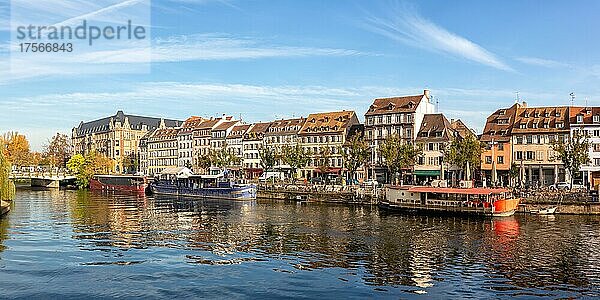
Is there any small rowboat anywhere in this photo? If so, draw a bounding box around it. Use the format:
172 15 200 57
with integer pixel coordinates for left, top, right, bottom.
0 200 10 216
530 206 557 215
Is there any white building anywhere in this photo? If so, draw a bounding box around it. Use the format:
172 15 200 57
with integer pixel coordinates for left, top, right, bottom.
570 106 600 188
177 116 204 169
243 122 271 179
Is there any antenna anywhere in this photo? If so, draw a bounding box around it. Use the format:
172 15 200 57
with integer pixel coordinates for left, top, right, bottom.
435 96 440 113
585 97 589 108
515 91 520 103
570 92 575 107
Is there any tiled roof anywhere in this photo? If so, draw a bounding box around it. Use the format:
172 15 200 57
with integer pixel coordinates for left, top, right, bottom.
213 121 238 131
178 116 205 135
227 124 251 139
265 118 305 136
149 128 180 140
416 114 452 142
74 111 183 137
570 106 600 125
511 106 569 134
450 119 474 139
299 111 358 135
197 118 221 130
245 122 272 141
365 95 425 116
480 103 519 142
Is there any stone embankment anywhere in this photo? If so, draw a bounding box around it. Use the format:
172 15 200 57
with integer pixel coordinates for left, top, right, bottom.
257 185 379 205
520 190 600 215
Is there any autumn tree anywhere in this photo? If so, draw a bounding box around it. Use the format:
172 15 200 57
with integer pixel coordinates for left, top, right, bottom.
341 134 370 184
280 144 311 182
446 134 483 181
67 151 114 189
379 134 423 184
43 133 72 168
122 152 139 174
0 140 16 201
553 131 590 189
1 132 32 167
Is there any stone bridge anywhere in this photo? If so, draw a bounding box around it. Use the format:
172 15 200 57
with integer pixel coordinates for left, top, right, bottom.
10 172 77 188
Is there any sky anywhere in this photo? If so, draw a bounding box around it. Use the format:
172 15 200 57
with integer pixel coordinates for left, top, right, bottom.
1 0 600 151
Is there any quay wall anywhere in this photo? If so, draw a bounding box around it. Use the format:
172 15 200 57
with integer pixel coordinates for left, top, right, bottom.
257 189 378 205
519 201 600 215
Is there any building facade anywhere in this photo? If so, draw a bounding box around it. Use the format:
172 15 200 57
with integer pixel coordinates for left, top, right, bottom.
298 110 360 180
364 90 435 182
570 106 600 188
243 122 272 179
177 116 204 169
147 128 180 176
72 111 182 173
264 118 306 176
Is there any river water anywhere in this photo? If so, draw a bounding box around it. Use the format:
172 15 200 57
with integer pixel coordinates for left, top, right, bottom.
1 189 599 299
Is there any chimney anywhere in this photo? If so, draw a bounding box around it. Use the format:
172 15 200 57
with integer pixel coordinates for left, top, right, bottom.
522 101 527 108
424 89 431 100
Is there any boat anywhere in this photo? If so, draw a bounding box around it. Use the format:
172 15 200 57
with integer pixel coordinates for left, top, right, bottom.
150 167 256 201
380 186 520 217
90 175 148 194
0 200 9 216
530 206 557 215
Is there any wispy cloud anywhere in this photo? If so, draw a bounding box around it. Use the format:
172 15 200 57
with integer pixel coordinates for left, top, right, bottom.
363 3 513 71
516 56 570 68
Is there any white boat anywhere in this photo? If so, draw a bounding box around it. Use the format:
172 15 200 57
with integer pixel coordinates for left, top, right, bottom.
530 206 557 215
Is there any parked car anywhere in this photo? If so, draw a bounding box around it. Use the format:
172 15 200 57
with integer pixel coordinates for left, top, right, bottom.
362 179 379 186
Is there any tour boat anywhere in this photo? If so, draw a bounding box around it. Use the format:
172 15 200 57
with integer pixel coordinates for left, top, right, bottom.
90 175 148 194
380 186 520 217
150 167 256 201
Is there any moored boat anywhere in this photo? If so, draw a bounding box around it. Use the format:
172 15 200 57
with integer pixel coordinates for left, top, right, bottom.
1 200 10 216
90 175 148 194
380 186 520 217
150 167 256 201
530 206 557 215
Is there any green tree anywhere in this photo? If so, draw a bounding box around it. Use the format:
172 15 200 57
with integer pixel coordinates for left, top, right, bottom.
316 146 332 175
0 140 16 201
67 152 114 189
122 152 139 174
281 144 311 183
197 151 216 173
43 133 72 168
341 134 370 184
553 131 590 189
508 163 520 187
379 134 423 184
446 135 483 181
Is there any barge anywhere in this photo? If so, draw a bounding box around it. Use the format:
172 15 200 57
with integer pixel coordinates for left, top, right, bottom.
380 186 520 217
90 175 148 194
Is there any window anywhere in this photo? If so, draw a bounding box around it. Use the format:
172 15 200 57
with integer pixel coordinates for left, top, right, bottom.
532 123 538 129
556 122 564 128
516 136 523 144
515 151 523 160
595 158 600 166
577 115 583 123
526 151 535 160
595 115 600 123
386 115 392 124
498 143 504 150
536 151 544 161
428 143 435 151
594 130 600 137
497 156 504 164
593 144 600 152
485 156 492 164
519 123 527 129
526 135 532 144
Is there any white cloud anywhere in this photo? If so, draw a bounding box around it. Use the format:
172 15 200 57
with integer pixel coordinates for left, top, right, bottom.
363 4 513 71
516 57 569 68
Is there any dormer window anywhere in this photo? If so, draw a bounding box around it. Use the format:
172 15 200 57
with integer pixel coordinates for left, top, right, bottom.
544 112 549 117
555 112 561 117
519 123 527 129
534 112 540 118
532 123 538 129
556 122 564 128
577 115 584 123
499 110 506 116
594 115 600 123
524 112 529 118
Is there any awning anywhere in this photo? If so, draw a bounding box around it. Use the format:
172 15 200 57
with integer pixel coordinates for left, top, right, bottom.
413 170 441 177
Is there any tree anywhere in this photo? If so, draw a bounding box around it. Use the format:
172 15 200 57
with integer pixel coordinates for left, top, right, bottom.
0 140 16 201
43 133 72 168
67 152 114 189
1 132 32 167
379 134 423 184
341 134 370 184
316 146 332 175
446 135 483 181
508 163 520 187
197 151 216 173
553 131 590 189
122 152 139 174
281 144 311 183
259 145 277 174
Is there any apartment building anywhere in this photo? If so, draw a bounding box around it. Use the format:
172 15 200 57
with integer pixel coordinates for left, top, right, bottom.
480 103 519 186
211 120 240 149
364 90 435 182
243 122 271 178
147 127 180 176
191 117 229 171
177 116 204 169
264 118 306 175
226 124 251 176
570 106 600 188
298 110 360 179
72 111 182 173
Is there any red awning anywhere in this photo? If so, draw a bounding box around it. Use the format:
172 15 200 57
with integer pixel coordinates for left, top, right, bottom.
407 186 510 195
314 168 343 174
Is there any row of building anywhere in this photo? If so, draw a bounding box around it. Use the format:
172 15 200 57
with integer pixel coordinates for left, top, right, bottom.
71 89 600 187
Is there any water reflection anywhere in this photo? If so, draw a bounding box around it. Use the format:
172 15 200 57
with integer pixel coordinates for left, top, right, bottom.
2 190 600 298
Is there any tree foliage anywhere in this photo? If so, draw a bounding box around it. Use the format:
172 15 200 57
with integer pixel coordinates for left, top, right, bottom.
379 134 423 184
316 146 332 175
122 152 139 174
67 152 114 189
446 135 482 180
1 132 32 167
341 134 370 182
196 145 241 172
0 140 16 201
43 133 72 168
553 131 590 188
258 145 278 172
281 144 311 182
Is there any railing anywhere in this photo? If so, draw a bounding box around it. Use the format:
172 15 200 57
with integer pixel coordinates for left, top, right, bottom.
9 171 75 179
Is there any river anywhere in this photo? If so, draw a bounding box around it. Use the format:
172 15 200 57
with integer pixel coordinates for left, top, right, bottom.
0 189 599 299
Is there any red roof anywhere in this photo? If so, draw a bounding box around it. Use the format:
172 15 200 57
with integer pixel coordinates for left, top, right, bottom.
407 186 510 195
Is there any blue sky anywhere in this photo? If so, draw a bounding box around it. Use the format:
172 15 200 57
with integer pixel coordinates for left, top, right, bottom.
1 0 600 150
